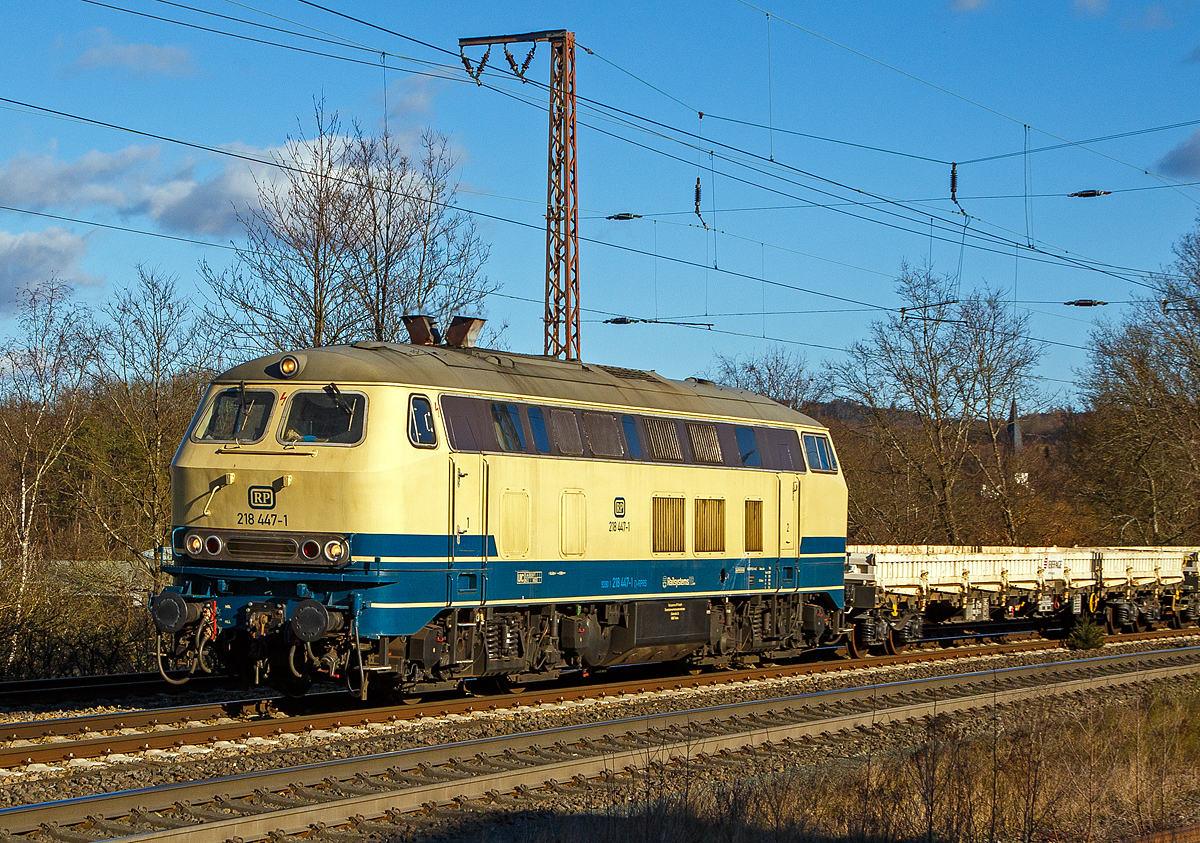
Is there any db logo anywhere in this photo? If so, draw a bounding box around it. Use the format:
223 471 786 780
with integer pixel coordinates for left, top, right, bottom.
248 486 276 510
613 497 626 518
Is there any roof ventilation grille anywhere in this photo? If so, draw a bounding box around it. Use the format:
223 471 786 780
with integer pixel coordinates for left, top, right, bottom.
599 364 659 382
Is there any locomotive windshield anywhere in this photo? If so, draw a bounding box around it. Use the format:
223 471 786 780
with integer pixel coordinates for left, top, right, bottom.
280 388 366 445
194 387 276 444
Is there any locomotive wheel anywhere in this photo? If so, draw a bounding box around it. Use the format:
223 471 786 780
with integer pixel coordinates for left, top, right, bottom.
269 649 313 698
370 677 422 706
844 625 864 660
480 674 526 695
883 628 908 656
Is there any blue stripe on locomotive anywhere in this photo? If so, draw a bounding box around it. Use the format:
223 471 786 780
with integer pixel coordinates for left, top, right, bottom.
163 532 846 638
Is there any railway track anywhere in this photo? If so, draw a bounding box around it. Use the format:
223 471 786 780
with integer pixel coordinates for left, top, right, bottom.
0 673 230 708
2 628 1194 769
3 644 1198 843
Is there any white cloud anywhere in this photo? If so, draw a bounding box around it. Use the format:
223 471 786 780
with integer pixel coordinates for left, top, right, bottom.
383 75 443 120
0 146 159 211
71 28 195 78
0 145 269 237
1074 0 1108 16
139 161 261 235
0 229 102 308
1156 129 1200 177
1124 4 1173 29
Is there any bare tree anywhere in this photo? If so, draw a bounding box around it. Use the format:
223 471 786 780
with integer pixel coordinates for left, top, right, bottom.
75 266 219 582
203 100 358 353
1076 215 1200 543
204 102 494 353
343 127 495 342
710 345 823 410
0 281 97 665
829 264 1040 543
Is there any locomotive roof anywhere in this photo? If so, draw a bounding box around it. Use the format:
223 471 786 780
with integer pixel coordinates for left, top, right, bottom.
217 342 824 429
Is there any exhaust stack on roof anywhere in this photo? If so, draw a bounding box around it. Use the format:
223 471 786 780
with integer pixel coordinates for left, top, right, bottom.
402 315 442 346
444 316 486 348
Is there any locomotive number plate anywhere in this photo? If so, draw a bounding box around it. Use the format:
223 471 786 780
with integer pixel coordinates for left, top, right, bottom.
237 512 289 526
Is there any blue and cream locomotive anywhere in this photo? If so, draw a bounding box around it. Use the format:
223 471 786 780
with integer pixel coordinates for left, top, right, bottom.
151 319 849 697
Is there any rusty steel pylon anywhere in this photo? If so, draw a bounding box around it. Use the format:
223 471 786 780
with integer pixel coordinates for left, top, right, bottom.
459 30 579 360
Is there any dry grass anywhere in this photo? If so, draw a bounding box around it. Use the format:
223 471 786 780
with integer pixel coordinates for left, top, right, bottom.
462 680 1200 843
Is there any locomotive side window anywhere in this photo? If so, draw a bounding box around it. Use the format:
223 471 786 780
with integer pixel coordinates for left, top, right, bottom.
687 422 723 464
735 426 761 467
652 495 686 553
280 388 366 445
551 409 584 456
408 395 437 448
528 407 552 453
622 415 643 459
761 428 806 472
744 500 764 552
803 433 838 472
194 388 276 444
583 412 624 457
644 417 683 461
694 498 726 553
490 403 527 451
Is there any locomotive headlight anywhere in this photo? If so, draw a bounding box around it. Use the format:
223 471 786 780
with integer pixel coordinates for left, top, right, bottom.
323 540 345 562
205 535 223 555
185 533 203 555
279 354 300 377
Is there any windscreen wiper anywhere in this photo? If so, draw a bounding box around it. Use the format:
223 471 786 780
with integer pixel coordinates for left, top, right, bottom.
325 382 353 416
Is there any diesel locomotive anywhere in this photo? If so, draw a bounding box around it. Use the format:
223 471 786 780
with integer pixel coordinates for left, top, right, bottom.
151 318 849 698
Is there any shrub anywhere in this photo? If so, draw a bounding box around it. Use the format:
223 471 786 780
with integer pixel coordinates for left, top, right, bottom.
1067 616 1106 650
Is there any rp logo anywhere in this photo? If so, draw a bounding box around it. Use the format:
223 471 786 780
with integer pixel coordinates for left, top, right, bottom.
614 497 626 518
248 486 275 510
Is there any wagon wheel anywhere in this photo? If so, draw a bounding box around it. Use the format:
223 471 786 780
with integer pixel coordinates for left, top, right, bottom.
1105 606 1118 635
1137 614 1153 633
844 625 865 660
481 674 526 695
367 676 422 706
883 627 908 656
1170 612 1184 630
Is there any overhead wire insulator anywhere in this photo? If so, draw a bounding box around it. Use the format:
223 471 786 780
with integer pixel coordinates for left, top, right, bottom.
460 46 490 85
1064 299 1108 307
503 43 537 82
694 177 708 229
949 162 967 217
1068 190 1111 198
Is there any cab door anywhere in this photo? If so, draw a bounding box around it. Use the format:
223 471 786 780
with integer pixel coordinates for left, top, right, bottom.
778 473 800 590
449 454 488 605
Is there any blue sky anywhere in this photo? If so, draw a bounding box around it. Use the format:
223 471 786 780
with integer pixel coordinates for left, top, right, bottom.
2 0 1199 400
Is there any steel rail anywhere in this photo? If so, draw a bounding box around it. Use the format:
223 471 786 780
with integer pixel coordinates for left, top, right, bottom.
2 628 1194 768
3 646 1198 842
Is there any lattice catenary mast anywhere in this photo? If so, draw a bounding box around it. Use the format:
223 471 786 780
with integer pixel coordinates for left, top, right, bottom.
459 30 579 360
